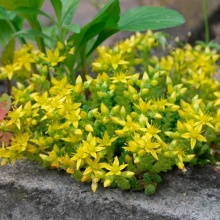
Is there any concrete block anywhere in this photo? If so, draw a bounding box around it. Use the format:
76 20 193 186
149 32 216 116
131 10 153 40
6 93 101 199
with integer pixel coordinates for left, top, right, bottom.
0 160 219 220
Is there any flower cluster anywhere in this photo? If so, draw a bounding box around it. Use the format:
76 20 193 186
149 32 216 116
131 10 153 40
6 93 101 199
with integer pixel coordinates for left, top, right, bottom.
0 42 73 81
0 31 219 194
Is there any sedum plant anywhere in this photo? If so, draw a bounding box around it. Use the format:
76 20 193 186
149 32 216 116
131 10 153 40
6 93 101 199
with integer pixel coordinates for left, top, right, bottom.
0 31 220 195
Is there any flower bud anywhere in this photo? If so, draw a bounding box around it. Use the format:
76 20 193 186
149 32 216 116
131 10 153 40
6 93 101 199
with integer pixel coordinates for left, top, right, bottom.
120 106 126 117
85 124 94 132
80 111 87 119
101 103 109 115
132 94 139 100
151 80 158 86
177 161 184 170
111 105 120 114
123 171 134 178
104 178 113 187
81 175 89 182
102 117 109 124
76 75 82 85
141 88 149 95
66 167 74 175
91 182 98 192
169 104 180 111
75 129 82 135
125 155 133 163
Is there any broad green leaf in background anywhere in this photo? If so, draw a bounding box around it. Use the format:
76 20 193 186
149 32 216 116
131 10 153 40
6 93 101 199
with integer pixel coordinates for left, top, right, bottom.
0 38 15 65
13 29 55 43
86 4 185 57
0 0 44 11
49 0 80 42
0 20 14 48
14 7 55 23
61 0 80 25
62 24 80 33
118 6 185 31
66 0 120 73
50 0 62 24
68 0 120 49
42 26 59 48
0 6 23 48
0 6 14 20
0 0 46 52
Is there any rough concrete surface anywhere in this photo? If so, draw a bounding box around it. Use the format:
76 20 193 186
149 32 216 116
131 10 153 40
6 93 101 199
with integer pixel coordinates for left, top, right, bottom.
0 160 219 220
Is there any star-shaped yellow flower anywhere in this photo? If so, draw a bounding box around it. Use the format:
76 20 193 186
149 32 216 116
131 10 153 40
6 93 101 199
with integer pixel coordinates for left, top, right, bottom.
43 48 66 66
105 156 127 176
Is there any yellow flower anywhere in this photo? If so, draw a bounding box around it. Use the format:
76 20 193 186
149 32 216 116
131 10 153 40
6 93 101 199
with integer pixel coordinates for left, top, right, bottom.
7 106 25 129
62 130 82 143
152 98 167 111
105 156 127 176
214 92 220 106
82 133 105 158
83 155 107 177
140 139 161 160
93 52 129 71
15 50 35 72
97 131 118 147
0 63 21 80
111 115 145 136
110 71 132 84
194 109 214 130
212 109 220 131
65 108 81 128
134 98 152 113
43 48 66 66
145 122 162 142
181 124 207 149
9 132 29 153
71 146 88 170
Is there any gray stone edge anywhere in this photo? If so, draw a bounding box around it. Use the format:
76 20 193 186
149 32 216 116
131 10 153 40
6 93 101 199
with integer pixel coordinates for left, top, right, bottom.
0 160 219 220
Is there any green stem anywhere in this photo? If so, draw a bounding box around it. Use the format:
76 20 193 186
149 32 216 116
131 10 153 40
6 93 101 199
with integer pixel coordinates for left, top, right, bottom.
28 16 46 53
6 19 26 45
202 0 209 43
7 79 11 95
80 44 87 81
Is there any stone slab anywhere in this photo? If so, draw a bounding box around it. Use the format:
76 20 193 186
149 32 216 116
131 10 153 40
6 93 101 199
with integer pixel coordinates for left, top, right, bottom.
0 160 219 220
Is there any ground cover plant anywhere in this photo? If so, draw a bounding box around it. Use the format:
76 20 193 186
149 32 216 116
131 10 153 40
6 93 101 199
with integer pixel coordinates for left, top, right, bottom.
0 0 219 195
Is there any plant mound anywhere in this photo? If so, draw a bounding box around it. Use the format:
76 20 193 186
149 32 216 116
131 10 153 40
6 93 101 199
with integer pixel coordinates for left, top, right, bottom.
0 31 220 195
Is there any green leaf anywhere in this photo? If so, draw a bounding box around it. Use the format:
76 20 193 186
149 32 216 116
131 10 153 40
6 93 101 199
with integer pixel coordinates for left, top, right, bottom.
62 23 80 33
0 20 14 48
0 0 44 10
50 0 62 24
0 6 23 30
68 0 120 49
118 6 185 31
61 0 80 25
0 7 24 47
14 6 54 23
0 6 23 25
87 28 118 57
42 25 58 48
12 29 55 42
0 38 15 65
